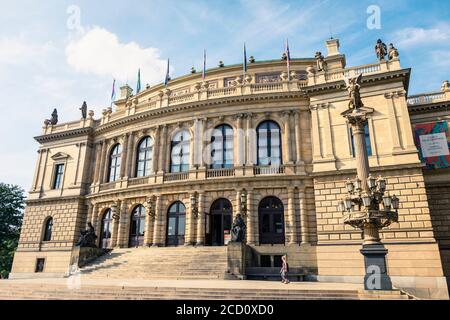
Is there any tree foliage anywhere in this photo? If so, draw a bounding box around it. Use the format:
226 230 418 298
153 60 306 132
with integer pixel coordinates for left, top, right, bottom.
0 183 25 278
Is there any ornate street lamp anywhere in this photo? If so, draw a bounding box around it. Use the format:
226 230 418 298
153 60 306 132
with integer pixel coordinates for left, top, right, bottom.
146 195 156 221
111 202 120 220
190 192 199 219
341 73 400 291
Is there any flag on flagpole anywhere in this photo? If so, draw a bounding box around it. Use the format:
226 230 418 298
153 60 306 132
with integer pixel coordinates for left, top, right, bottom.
164 59 170 87
285 39 291 80
110 79 116 105
136 69 141 94
202 49 207 81
243 43 247 76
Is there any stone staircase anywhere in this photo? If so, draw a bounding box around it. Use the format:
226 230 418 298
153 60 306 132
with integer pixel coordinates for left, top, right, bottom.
79 246 231 280
0 279 413 300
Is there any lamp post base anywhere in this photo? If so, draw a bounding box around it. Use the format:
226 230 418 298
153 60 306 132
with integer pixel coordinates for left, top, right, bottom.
360 244 392 290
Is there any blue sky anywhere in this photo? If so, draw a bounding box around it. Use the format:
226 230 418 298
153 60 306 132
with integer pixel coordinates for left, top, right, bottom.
0 0 449 190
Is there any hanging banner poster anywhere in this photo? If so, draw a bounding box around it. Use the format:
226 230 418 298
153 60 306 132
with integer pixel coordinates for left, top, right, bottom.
414 121 450 169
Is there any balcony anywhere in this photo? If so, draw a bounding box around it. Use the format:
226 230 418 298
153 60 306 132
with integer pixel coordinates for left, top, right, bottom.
206 168 236 179
92 164 301 195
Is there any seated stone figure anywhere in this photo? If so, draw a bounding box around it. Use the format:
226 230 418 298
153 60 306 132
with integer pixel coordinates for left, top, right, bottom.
76 222 98 248
231 214 246 243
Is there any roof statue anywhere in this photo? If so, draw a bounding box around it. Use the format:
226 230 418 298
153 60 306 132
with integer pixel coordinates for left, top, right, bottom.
388 43 399 60
315 51 327 72
375 39 388 61
80 101 87 120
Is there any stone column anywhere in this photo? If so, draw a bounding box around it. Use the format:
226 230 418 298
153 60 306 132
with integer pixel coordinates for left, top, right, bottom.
152 127 160 174
160 125 168 173
86 203 94 229
286 187 298 245
92 142 102 185
294 111 303 164
110 201 120 248
299 188 309 244
246 113 256 165
236 114 244 166
186 192 197 245
196 192 205 245
282 111 293 164
126 131 135 178
235 190 241 217
120 133 129 179
152 195 163 246
189 123 196 170
384 93 403 152
310 106 322 159
117 200 129 248
200 119 208 168
246 189 255 245
144 198 155 246
97 141 108 184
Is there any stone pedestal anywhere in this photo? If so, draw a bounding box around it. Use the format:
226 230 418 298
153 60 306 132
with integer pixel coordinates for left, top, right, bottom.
227 242 247 279
360 244 392 290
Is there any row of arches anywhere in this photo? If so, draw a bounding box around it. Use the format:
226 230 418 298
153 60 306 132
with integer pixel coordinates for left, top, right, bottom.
98 196 285 248
106 121 283 182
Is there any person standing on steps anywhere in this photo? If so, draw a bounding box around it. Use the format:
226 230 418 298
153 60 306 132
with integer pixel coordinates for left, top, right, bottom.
280 255 290 284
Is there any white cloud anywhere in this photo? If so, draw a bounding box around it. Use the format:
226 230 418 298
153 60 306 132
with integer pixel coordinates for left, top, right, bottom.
0 36 55 65
65 27 168 86
393 23 450 48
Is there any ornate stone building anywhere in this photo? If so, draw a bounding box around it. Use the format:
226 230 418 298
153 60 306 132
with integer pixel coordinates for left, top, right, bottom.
10 38 450 299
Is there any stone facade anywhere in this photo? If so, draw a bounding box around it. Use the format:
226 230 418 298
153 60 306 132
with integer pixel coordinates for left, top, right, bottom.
10 39 450 299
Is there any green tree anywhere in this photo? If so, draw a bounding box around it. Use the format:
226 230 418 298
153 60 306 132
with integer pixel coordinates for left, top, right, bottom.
0 183 25 279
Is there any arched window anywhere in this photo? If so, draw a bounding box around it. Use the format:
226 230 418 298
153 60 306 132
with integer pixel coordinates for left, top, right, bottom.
166 202 186 246
257 121 282 166
129 205 146 247
211 125 234 169
136 137 153 177
170 130 190 173
258 196 285 244
43 217 53 242
108 144 122 182
100 209 113 248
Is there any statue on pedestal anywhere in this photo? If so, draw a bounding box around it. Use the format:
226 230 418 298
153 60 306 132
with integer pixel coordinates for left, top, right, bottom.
315 52 326 72
80 101 87 119
375 39 388 61
388 43 399 60
48 108 58 125
344 74 364 110
231 214 246 243
441 80 450 92
76 222 98 248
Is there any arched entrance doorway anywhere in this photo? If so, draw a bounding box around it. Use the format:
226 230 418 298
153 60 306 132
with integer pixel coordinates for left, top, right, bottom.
100 209 113 249
258 197 285 244
129 205 146 248
166 202 186 246
208 198 233 246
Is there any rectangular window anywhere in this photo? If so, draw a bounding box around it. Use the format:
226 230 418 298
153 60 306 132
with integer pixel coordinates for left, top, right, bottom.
350 124 373 157
52 164 64 189
35 258 45 273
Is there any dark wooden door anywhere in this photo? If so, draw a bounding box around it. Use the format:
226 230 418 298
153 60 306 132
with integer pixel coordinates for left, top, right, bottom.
166 202 186 246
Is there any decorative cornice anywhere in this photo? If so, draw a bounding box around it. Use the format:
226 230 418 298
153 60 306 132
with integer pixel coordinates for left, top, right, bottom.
303 68 411 96
95 91 305 135
408 100 450 115
34 127 93 144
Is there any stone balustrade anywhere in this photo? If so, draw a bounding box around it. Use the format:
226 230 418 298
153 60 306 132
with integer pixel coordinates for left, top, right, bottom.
407 92 448 106
308 59 401 86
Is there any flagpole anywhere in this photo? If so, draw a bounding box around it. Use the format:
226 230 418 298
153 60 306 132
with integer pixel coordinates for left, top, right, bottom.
243 42 247 79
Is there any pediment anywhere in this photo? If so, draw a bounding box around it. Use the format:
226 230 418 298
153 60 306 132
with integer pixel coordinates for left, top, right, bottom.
51 152 71 160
